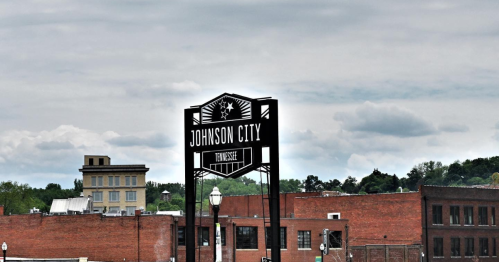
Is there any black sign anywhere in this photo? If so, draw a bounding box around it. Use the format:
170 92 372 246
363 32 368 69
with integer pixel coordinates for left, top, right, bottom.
186 93 275 178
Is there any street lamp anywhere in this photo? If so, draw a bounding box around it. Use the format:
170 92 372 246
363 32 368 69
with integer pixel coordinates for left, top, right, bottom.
2 242 7 262
421 252 424 262
209 187 222 262
349 253 353 262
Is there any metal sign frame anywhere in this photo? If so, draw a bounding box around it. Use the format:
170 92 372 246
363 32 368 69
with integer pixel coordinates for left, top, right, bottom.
184 93 280 262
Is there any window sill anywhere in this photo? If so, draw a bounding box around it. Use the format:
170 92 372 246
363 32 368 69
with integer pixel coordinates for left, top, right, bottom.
432 256 444 259
450 224 461 226
109 201 120 203
432 224 444 226
464 225 474 226
126 200 137 202
451 256 461 258
478 225 489 226
266 249 287 251
236 249 259 251
298 248 312 251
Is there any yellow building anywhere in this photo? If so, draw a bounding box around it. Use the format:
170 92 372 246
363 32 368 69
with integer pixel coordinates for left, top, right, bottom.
79 155 149 215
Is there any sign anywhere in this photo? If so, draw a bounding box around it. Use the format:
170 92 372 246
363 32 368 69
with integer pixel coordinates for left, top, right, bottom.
216 223 222 262
315 256 322 262
322 228 329 255
187 93 276 178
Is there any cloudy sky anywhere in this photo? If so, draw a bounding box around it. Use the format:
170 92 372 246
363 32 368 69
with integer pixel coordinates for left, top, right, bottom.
1 0 499 189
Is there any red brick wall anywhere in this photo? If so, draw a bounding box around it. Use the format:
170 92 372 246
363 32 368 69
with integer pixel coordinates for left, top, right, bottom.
0 213 174 262
215 192 321 218
294 193 422 246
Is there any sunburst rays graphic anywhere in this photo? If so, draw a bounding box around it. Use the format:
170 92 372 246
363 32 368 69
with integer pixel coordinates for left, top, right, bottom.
201 95 251 124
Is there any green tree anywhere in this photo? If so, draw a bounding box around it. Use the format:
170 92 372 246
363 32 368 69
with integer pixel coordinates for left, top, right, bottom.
0 181 36 214
324 179 342 191
341 176 358 193
279 179 302 193
73 179 83 193
303 175 324 192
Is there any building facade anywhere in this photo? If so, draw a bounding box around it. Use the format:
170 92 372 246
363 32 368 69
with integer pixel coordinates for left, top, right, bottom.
421 186 499 262
80 155 148 215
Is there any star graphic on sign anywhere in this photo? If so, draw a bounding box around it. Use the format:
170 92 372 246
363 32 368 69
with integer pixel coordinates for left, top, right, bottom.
227 102 234 112
219 100 226 109
221 111 228 119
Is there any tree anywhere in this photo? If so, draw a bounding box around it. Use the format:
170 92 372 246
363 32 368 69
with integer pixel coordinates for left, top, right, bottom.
341 176 358 193
73 179 83 193
324 179 342 191
492 172 499 186
280 179 302 193
406 168 423 191
303 175 324 192
0 181 36 215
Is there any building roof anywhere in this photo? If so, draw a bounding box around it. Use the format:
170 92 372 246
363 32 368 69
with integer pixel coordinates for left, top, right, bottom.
162 190 170 194
79 164 149 173
50 197 90 214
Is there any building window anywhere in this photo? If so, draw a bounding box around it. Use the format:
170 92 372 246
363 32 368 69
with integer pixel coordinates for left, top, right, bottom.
126 206 136 216
433 205 443 225
109 191 120 202
108 176 113 186
265 227 287 249
99 158 104 165
451 238 460 257
115 176 120 186
89 158 94 165
93 207 103 213
221 227 226 246
126 176 130 186
198 227 210 246
327 213 340 219
109 206 120 213
91 176 96 187
178 227 185 246
132 176 137 186
464 206 473 225
479 238 489 256
450 206 460 225
493 238 497 256
492 207 496 226
126 191 137 201
479 207 488 225
465 238 474 256
329 231 342 248
298 231 311 249
98 176 103 187
92 192 103 202
434 238 443 257
236 226 258 249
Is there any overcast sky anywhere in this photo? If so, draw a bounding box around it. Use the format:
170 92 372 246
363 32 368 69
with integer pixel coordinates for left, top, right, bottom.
1 0 499 189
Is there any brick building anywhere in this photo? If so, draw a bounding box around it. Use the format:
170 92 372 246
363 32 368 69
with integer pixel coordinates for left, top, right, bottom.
0 211 349 262
421 186 499 262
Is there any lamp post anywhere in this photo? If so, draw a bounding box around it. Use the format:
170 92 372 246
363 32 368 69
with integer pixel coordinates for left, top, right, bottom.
2 242 7 262
349 253 353 262
421 252 424 262
209 187 222 262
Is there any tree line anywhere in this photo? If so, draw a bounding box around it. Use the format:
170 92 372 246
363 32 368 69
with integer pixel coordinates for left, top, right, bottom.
1 156 498 214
